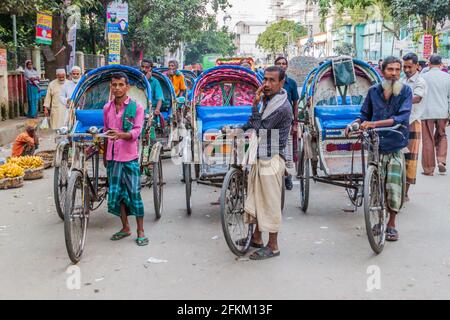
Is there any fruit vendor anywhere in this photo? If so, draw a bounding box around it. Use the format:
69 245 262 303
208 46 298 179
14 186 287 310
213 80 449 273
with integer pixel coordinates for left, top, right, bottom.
11 125 39 158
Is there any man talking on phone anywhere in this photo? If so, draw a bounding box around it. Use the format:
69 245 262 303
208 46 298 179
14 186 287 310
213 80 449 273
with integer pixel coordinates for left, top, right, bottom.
103 72 148 246
239 66 293 260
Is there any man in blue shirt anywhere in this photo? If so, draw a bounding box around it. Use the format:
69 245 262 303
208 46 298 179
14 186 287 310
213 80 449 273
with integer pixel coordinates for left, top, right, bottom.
140 59 164 115
346 56 412 242
275 56 298 191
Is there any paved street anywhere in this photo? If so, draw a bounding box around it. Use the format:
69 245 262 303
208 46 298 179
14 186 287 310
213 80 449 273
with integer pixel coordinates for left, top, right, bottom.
1 132 450 300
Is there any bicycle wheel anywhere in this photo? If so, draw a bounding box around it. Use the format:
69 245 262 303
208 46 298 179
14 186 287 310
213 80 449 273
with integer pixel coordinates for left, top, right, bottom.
299 141 310 213
364 165 387 254
220 167 253 256
64 171 89 264
54 150 69 221
152 156 163 219
184 163 192 216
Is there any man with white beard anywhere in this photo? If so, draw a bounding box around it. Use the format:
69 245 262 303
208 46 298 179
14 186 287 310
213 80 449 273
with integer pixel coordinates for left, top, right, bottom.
346 56 412 242
60 66 82 107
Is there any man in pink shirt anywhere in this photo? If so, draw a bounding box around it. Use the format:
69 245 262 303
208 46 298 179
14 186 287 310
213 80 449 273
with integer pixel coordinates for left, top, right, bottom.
103 72 148 246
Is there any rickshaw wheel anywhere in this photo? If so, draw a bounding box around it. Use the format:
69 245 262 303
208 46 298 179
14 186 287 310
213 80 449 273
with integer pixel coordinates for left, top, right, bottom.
183 163 192 215
54 150 69 221
364 165 386 254
220 167 253 256
152 156 163 219
299 141 310 213
64 171 89 264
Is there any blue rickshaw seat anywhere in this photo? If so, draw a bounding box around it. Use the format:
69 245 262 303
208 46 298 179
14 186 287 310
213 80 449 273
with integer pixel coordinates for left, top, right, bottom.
73 109 105 133
314 104 361 139
196 105 252 134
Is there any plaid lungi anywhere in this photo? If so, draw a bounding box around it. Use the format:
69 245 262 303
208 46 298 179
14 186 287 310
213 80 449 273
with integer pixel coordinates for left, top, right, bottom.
107 160 144 217
380 151 404 213
405 121 421 185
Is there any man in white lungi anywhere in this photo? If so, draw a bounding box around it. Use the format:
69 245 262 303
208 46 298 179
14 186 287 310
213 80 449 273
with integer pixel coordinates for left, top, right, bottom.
44 69 67 129
241 66 293 260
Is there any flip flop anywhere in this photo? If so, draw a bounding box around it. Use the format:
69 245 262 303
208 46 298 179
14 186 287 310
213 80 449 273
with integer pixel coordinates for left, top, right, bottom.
235 238 264 249
386 227 399 242
110 231 131 241
249 246 280 260
136 237 149 246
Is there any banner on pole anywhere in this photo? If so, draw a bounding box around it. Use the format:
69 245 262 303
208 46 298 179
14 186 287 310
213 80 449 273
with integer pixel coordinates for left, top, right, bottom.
107 1 129 34
67 23 77 71
36 11 53 45
423 34 433 59
108 33 121 65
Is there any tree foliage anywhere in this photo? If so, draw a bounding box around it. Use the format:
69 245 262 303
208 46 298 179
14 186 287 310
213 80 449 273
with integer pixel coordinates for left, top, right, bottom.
184 27 236 65
256 20 307 56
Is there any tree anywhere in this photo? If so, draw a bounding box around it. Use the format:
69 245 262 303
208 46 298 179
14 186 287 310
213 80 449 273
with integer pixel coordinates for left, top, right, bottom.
256 20 307 57
184 27 236 65
334 42 353 56
389 0 450 52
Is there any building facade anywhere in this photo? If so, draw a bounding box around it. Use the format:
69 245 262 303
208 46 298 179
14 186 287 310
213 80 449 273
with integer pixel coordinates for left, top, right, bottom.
233 21 269 63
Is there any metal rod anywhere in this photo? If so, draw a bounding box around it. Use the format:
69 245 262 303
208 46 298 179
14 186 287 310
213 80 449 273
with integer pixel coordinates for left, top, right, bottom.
312 176 359 190
12 15 18 69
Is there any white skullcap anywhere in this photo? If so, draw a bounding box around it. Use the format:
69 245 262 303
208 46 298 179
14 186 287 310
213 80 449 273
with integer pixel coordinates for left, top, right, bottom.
71 66 81 73
56 68 66 74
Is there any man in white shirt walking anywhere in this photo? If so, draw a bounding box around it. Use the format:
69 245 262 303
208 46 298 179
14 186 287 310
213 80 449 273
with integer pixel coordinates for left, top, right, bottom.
60 66 82 107
420 55 450 175
402 53 427 200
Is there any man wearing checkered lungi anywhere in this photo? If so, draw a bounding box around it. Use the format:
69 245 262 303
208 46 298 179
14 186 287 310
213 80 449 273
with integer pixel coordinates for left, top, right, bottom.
402 53 427 201
346 57 412 241
103 72 148 246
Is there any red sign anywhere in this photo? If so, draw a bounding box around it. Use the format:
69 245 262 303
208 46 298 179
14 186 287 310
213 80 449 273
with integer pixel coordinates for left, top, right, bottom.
423 34 433 59
0 48 6 67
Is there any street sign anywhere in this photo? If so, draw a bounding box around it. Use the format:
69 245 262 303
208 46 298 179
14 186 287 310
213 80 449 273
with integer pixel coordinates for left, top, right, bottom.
36 11 53 45
108 33 121 65
107 1 129 34
423 34 433 59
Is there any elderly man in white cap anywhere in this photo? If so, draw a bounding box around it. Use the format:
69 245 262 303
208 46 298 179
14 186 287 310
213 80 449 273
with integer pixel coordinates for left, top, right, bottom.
44 68 67 129
60 66 82 107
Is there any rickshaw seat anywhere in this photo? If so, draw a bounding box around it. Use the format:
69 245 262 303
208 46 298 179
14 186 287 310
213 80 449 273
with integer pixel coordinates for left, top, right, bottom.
314 104 361 139
73 109 104 133
196 105 252 133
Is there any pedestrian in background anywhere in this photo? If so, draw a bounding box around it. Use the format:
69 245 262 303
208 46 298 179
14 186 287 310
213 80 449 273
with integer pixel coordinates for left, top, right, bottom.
274 56 298 191
24 60 40 119
402 53 427 201
419 54 450 176
43 69 67 130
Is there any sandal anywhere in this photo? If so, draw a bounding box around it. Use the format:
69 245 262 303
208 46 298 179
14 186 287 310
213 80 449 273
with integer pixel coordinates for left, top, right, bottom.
110 231 131 241
249 246 280 260
386 227 399 242
136 237 149 246
235 238 264 249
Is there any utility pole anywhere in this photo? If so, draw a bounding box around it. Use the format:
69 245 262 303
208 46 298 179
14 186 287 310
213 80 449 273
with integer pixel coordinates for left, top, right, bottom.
12 15 18 69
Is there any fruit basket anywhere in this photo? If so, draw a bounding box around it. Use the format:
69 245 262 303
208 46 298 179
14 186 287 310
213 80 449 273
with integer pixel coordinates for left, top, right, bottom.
24 167 44 180
0 163 25 189
35 150 56 169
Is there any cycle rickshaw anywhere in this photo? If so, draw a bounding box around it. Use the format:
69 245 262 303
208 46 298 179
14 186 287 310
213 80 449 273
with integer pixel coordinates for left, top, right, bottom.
297 57 406 254
181 65 264 216
53 65 163 263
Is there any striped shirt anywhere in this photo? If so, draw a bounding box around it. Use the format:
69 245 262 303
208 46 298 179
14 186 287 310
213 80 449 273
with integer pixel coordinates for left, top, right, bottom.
243 95 293 160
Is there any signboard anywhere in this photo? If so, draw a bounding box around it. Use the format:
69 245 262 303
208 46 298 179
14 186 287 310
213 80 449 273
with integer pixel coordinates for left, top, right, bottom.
108 33 121 65
36 11 53 45
423 34 433 59
0 49 6 68
107 1 129 34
